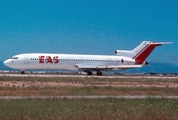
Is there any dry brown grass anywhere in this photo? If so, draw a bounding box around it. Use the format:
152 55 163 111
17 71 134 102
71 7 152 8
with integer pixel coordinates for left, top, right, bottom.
0 76 178 96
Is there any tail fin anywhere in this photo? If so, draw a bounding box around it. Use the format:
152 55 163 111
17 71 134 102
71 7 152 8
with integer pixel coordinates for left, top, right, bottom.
115 41 172 64
132 41 172 64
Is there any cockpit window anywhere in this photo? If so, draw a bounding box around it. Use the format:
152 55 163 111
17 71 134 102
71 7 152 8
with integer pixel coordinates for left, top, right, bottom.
11 57 18 59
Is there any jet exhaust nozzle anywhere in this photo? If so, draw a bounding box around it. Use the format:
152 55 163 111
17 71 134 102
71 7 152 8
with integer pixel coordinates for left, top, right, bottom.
144 61 149 65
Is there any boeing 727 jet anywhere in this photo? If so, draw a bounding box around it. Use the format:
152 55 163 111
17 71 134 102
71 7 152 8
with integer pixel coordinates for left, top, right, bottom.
4 41 171 75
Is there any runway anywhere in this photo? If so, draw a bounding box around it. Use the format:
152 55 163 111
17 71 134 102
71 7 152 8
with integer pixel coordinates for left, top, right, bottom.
0 73 178 79
1 96 178 99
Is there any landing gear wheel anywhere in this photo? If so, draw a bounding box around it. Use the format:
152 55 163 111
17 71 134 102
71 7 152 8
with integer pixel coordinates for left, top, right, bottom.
21 71 25 74
87 71 92 75
97 71 102 76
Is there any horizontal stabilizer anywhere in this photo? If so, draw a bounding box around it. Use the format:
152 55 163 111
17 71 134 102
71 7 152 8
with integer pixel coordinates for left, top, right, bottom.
146 42 173 45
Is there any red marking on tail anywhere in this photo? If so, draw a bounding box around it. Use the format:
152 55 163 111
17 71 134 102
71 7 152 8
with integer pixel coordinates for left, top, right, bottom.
133 44 162 64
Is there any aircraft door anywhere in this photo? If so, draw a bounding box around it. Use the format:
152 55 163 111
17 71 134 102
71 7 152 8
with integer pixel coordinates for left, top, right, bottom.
24 55 29 64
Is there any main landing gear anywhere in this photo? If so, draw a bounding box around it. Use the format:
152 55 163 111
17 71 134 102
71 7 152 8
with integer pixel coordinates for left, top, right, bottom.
86 71 103 76
87 71 93 75
96 71 102 76
20 71 25 74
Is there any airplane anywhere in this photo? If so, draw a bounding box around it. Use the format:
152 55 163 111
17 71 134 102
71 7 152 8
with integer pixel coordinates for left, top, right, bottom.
4 41 172 75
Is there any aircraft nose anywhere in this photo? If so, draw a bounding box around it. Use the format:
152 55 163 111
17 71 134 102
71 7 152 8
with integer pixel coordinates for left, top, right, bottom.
3 60 8 66
4 59 14 67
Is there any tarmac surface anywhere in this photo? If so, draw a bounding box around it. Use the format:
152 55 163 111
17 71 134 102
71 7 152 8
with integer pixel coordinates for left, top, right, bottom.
1 96 178 99
0 73 178 79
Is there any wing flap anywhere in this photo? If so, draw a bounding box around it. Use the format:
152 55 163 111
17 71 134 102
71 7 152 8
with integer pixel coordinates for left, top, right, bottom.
78 66 97 69
107 65 142 69
76 64 142 69
77 65 107 69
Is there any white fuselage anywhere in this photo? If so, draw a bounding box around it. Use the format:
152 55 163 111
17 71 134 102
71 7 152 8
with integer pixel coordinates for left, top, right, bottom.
4 53 136 71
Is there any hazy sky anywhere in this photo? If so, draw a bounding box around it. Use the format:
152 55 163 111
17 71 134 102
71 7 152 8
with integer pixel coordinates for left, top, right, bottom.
0 0 178 65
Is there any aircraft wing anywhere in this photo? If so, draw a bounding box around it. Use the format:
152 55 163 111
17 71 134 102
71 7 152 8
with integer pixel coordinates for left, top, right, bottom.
76 64 142 70
106 65 142 69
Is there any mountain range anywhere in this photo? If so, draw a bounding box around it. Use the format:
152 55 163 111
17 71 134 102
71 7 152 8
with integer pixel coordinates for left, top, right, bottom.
127 62 178 73
0 61 178 73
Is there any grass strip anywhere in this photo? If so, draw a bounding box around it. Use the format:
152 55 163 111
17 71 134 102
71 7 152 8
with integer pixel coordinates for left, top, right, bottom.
0 86 178 96
0 98 177 120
